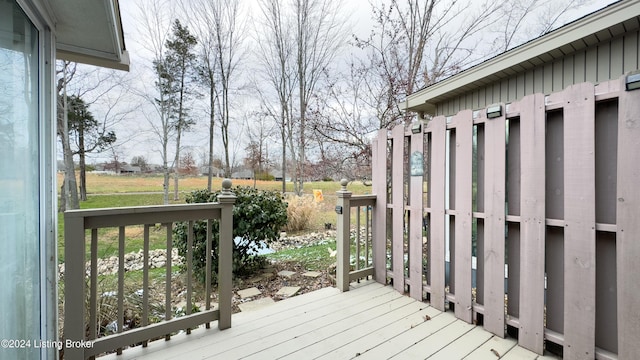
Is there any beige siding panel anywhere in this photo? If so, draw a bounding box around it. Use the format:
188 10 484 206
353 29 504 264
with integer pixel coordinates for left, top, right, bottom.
409 131 424 300
478 87 486 110
598 42 611 82
563 56 574 91
574 51 587 83
516 93 547 354
489 82 500 104
623 31 639 72
372 132 388 283
533 67 544 93
391 125 405 293
610 37 624 77
553 60 564 92
525 69 535 95
516 73 525 100
508 77 517 102
617 75 640 359
466 93 473 111
428 116 447 311
473 90 480 109
543 63 553 94
453 110 474 323
501 79 509 102
562 82 596 358
482 105 506 337
586 46 598 83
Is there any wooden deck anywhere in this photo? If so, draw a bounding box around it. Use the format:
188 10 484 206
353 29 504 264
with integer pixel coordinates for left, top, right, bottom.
103 281 558 360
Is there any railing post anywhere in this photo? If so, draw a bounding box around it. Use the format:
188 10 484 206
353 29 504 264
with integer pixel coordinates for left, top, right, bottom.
217 179 236 330
64 211 86 360
336 179 352 292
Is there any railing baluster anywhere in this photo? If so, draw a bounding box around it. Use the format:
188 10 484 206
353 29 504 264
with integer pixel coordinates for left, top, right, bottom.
356 206 361 271
142 224 150 347
187 220 193 334
205 219 212 329
165 223 172 341
366 206 370 268
117 226 125 355
90 229 98 342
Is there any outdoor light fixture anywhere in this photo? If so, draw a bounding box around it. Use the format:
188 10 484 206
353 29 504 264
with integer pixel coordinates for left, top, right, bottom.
625 71 640 91
486 104 502 119
411 121 422 134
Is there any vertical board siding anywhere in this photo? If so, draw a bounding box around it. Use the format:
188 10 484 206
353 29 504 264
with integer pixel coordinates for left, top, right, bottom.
617 76 640 359
516 93 547 353
482 106 506 336
562 83 597 358
453 110 473 323
391 125 405 293
427 116 447 311
409 131 424 300
432 31 640 116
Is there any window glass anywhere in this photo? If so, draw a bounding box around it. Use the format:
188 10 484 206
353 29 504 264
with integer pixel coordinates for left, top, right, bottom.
0 0 41 357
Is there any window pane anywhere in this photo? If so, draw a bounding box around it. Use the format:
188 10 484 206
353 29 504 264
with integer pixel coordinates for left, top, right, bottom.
0 0 41 357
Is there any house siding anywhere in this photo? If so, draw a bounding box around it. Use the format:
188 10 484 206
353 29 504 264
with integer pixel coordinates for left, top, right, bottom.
434 30 640 116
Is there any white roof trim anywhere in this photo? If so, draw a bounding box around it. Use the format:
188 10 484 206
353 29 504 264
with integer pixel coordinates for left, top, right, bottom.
406 0 640 113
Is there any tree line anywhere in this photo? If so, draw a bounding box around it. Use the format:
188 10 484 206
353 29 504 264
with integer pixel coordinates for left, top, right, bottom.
57 0 593 209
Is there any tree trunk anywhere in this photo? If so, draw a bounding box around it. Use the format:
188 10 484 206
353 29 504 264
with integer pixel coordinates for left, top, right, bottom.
78 117 87 201
173 129 181 201
62 65 80 210
207 77 215 191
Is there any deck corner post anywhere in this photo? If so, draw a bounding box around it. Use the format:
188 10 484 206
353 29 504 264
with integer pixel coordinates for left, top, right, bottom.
64 211 87 360
336 179 352 292
217 179 236 330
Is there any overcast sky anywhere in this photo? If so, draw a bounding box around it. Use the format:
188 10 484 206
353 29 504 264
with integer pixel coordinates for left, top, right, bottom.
72 0 619 167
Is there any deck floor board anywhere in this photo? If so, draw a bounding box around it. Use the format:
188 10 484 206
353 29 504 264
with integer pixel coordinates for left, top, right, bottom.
101 281 553 360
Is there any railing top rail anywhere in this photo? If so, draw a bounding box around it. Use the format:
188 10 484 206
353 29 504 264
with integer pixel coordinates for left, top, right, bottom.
350 194 377 201
64 202 226 229
350 195 377 208
65 202 225 218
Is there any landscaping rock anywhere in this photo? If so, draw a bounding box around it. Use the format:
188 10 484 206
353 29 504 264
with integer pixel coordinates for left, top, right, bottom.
237 287 262 299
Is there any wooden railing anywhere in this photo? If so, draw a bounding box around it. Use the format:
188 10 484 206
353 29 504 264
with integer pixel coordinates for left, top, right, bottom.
335 180 377 291
63 181 236 360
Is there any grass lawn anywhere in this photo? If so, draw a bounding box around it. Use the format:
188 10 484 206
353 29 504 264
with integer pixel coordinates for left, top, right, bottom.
57 173 371 263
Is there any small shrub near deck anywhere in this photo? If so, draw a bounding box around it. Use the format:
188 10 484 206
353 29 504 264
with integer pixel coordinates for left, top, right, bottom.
173 187 288 283
284 195 318 232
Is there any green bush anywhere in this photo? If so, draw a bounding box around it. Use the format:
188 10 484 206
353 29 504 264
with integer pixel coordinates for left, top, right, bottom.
255 172 275 181
173 187 288 283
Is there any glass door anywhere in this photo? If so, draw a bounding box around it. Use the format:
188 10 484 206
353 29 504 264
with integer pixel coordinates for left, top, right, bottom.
0 0 41 358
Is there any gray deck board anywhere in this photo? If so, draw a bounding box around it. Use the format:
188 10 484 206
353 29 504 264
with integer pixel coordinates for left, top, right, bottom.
101 281 547 360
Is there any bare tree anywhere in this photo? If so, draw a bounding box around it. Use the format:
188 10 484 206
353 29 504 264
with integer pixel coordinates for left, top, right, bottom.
256 0 347 195
135 0 174 204
293 0 348 195
355 0 501 128
255 0 297 193
57 61 80 210
211 0 246 178
494 0 592 52
182 0 221 191
244 112 275 187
